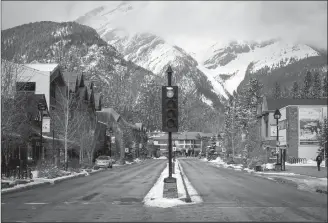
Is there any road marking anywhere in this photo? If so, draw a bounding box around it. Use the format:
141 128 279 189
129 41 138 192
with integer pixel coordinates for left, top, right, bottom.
24 202 48 205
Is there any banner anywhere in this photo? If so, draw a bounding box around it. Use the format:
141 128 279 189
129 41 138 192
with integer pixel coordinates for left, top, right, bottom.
299 107 322 145
42 117 50 133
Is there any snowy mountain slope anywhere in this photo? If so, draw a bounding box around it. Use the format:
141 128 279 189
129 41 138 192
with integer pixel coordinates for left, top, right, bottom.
200 40 320 95
76 2 228 103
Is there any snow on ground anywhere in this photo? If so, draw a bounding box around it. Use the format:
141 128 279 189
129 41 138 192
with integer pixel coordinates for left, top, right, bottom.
1 169 105 193
153 156 167 160
286 159 325 167
143 159 202 208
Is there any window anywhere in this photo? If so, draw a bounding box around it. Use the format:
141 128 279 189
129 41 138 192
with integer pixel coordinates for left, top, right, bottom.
16 82 36 92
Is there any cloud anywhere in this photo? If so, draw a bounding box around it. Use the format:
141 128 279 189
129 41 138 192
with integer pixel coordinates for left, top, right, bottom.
108 1 327 51
2 1 327 52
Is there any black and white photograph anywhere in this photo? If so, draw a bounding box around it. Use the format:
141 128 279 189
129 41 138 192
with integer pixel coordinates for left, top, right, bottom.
1 1 327 222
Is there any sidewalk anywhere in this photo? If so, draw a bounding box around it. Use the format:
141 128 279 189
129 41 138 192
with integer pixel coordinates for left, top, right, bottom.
285 166 327 178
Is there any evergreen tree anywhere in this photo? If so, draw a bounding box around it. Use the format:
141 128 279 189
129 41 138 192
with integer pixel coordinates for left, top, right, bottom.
301 71 312 98
291 81 300 99
322 76 328 98
282 86 290 98
272 82 282 99
312 72 322 98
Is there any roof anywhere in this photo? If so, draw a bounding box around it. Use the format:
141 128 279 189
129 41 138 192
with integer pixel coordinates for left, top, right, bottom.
135 123 143 130
62 72 90 92
24 63 59 73
266 98 328 111
96 108 121 124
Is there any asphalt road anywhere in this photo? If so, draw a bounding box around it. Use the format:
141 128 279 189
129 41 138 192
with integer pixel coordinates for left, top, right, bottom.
2 158 327 222
1 159 167 222
178 158 327 222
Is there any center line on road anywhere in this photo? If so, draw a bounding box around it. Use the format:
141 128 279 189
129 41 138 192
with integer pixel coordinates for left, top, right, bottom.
24 202 48 205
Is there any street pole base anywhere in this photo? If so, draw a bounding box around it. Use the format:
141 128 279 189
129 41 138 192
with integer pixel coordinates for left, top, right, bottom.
164 177 176 183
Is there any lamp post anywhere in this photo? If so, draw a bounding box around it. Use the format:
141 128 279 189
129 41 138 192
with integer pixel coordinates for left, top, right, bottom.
106 127 113 157
38 103 46 161
273 109 281 169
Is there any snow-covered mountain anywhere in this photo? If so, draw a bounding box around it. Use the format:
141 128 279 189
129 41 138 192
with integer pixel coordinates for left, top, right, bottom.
76 1 325 100
76 2 228 105
198 40 321 95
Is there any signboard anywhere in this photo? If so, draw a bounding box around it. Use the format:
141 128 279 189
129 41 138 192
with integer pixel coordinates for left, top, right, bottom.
173 147 176 151
279 129 287 145
111 137 115 143
270 126 277 137
154 141 158 145
42 117 50 133
222 148 226 152
125 148 129 153
299 107 322 145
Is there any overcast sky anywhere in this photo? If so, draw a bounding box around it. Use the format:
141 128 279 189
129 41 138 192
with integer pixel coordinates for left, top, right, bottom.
2 1 327 53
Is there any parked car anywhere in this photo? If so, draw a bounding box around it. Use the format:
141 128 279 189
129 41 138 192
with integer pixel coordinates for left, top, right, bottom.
94 156 113 169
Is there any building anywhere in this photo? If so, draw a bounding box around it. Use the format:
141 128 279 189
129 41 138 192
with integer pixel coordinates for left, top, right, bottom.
258 97 327 160
150 132 215 156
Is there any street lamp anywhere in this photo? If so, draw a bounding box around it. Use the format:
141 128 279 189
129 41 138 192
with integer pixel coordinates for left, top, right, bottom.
106 127 113 157
273 109 281 169
38 103 46 161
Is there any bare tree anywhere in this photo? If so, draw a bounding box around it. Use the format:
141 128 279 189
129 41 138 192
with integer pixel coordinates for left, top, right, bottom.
51 80 92 169
1 60 39 167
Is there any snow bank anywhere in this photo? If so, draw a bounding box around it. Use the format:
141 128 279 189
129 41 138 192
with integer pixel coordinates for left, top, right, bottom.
153 156 167 160
270 176 327 194
254 172 299 176
31 170 39 178
134 158 142 163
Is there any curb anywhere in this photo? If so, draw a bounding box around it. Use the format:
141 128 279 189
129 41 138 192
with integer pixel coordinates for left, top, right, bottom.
1 169 106 195
1 181 51 195
177 161 192 203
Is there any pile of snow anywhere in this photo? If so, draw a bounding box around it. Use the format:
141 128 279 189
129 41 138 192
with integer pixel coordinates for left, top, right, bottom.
244 168 255 173
262 163 275 170
208 157 226 165
153 156 167 160
296 177 327 193
143 160 202 208
254 172 299 176
134 158 142 163
286 159 325 167
269 176 327 194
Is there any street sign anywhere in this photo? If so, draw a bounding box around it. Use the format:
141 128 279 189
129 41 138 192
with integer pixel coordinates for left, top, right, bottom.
173 147 176 151
276 147 279 153
222 148 226 152
139 143 142 149
125 148 129 153
111 137 115 143
276 141 280 146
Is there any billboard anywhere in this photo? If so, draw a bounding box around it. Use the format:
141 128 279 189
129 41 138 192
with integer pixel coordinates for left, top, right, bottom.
299 107 323 145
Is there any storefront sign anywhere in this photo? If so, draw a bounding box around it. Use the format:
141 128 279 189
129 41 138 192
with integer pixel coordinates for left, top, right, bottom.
42 117 50 133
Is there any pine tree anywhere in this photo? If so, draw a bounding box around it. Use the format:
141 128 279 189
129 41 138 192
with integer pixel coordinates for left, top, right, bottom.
282 86 290 98
291 81 300 99
312 72 322 98
301 71 312 98
272 82 282 99
322 76 328 98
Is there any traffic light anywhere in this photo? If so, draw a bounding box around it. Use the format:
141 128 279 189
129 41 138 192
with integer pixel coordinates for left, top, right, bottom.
162 86 178 132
